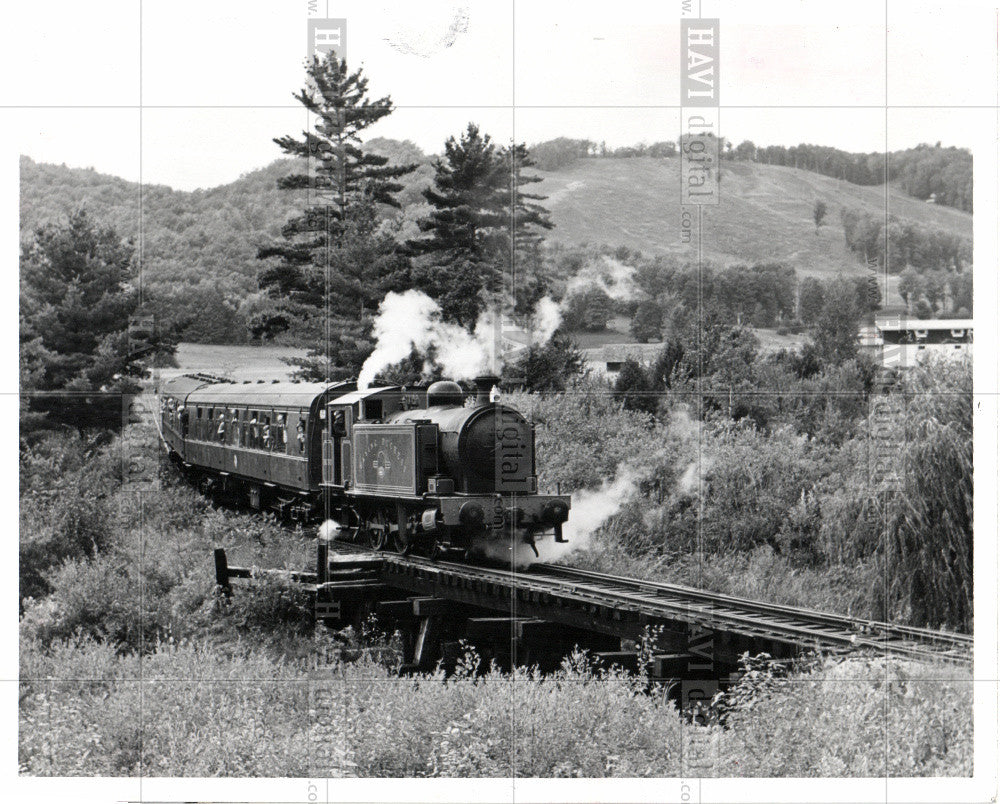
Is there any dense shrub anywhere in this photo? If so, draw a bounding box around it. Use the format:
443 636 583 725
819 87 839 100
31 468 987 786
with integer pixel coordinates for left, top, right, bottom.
515 355 971 632
19 421 315 651
19 432 118 601
19 636 971 777
716 654 973 776
860 359 972 629
501 334 585 392
506 380 661 493
613 358 661 415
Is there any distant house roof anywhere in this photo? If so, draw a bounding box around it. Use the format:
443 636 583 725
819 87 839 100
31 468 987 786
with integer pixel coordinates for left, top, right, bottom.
876 319 973 332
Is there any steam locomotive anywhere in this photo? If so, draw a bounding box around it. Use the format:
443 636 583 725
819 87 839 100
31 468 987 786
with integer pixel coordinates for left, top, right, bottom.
160 373 570 559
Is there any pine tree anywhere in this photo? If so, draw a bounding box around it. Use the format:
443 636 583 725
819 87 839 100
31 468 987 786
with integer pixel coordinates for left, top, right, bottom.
409 124 553 330
20 211 149 394
508 142 555 318
509 142 554 252
408 124 507 329
257 54 415 379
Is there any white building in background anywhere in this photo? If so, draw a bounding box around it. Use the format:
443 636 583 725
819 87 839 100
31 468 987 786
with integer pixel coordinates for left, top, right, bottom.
870 318 973 368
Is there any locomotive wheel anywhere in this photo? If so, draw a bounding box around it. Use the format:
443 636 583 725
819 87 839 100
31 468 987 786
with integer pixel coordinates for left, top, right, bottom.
366 511 390 551
392 527 412 555
368 526 387 551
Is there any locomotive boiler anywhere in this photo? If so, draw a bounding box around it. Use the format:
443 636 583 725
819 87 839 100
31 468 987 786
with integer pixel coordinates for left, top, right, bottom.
160 373 570 560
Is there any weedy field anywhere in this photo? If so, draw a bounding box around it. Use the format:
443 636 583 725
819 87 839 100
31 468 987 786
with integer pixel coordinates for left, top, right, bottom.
158 342 307 383
18 399 973 777
19 635 971 777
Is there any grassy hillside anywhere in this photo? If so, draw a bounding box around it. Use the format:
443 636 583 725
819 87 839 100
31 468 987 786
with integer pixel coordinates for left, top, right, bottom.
533 157 972 277
20 150 972 340
22 152 972 284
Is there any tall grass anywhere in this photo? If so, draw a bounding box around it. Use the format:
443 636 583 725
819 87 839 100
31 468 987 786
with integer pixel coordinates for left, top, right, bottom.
19 431 118 601
20 421 314 651
19 635 972 777
18 369 973 777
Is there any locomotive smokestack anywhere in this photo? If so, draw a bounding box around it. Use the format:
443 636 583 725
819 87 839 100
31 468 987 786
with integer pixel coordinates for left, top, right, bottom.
473 373 500 406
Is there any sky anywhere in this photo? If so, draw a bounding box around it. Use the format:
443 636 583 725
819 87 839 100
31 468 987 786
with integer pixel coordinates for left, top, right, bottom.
1 0 996 191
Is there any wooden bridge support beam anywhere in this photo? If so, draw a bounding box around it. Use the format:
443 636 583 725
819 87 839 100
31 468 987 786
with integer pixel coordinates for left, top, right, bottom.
412 616 440 670
213 547 231 595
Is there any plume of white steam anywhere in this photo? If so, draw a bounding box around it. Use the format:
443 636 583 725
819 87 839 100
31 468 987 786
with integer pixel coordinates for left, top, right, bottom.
359 290 565 388
465 466 645 570
666 406 713 495
531 465 646 565
565 255 637 302
530 296 562 344
358 290 498 388
318 519 345 541
474 445 713 569
677 456 713 495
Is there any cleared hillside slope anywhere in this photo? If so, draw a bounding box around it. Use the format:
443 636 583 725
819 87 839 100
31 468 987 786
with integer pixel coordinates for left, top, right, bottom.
533 157 972 278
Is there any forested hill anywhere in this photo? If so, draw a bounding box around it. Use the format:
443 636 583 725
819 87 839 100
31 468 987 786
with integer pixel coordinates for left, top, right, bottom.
20 142 435 343
20 143 971 343
20 157 301 342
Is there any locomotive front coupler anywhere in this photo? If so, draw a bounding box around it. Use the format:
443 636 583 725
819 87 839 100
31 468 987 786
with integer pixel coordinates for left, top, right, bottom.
524 533 539 558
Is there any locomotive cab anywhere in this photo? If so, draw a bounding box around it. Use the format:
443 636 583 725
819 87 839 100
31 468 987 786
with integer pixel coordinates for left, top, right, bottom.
323 386 403 488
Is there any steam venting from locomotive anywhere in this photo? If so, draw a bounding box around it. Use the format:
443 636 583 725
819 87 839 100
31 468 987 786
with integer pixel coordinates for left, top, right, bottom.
469 465 645 570
564 254 638 302
358 290 562 388
531 466 644 565
529 296 562 344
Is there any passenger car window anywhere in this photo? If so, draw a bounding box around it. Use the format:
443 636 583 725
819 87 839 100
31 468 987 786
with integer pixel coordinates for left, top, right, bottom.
275 413 287 449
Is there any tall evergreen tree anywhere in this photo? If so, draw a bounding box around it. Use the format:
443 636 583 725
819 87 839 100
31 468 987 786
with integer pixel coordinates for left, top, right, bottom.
20 211 150 394
508 142 555 317
257 54 416 379
509 142 554 251
409 124 553 329
408 124 508 329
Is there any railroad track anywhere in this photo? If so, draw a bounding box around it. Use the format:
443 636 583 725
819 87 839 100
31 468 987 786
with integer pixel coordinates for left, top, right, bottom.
233 536 973 667
350 547 973 666
525 564 973 666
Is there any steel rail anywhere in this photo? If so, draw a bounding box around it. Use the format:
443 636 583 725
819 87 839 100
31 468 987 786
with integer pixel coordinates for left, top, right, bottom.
361 549 972 666
530 564 973 651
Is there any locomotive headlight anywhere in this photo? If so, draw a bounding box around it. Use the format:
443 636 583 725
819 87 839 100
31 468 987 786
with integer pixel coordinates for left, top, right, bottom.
458 502 485 528
541 500 569 525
